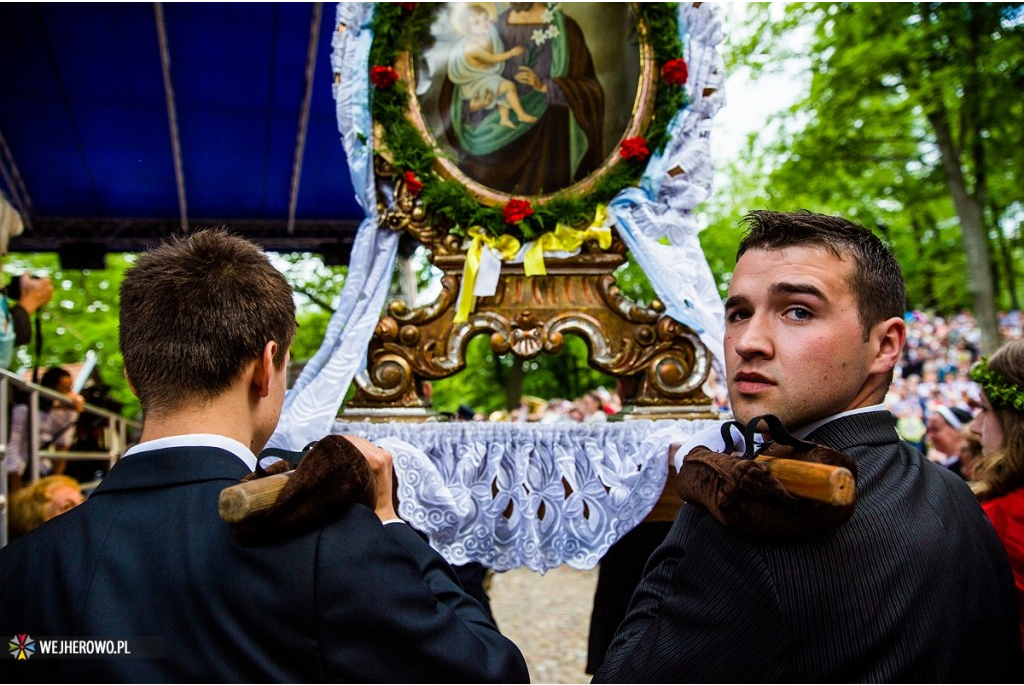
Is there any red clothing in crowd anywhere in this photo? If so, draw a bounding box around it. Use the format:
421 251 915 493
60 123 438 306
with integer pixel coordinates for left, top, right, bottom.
983 487 1024 649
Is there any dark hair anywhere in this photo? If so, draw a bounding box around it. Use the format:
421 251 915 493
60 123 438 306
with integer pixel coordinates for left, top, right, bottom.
119 228 296 414
738 210 906 340
40 367 70 391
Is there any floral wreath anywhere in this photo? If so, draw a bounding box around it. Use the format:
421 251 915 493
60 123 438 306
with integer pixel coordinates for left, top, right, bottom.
367 2 688 242
969 357 1024 413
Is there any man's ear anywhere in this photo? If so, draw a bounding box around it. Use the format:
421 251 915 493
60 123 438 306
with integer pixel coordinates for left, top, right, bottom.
252 341 278 398
870 316 907 375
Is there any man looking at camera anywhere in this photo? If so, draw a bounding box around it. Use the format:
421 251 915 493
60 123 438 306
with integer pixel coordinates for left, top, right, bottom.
594 211 1021 682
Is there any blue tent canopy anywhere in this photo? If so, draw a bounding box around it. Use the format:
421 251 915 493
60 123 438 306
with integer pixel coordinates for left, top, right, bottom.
0 2 363 257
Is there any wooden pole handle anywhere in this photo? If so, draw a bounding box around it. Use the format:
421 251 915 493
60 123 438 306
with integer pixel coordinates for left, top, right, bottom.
754 455 855 506
668 443 855 506
218 471 292 523
219 447 856 525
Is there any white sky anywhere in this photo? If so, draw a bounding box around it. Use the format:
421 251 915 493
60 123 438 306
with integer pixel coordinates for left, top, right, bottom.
710 2 811 168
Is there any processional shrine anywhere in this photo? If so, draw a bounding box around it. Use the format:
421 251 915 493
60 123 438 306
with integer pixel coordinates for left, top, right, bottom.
269 2 729 572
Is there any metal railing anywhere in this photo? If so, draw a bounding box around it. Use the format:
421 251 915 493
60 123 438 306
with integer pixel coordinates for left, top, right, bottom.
0 367 141 547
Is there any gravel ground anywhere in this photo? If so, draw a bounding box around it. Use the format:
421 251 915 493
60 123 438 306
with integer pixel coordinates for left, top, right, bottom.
488 565 599 684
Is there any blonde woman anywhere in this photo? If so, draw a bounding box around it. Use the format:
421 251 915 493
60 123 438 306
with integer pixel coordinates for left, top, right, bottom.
8 474 83 539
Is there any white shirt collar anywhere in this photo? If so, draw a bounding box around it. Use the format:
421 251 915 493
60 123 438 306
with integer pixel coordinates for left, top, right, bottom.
125 434 257 472
792 403 889 439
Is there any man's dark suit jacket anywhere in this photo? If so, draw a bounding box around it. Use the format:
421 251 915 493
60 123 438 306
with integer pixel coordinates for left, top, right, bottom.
594 411 1024 682
0 446 529 683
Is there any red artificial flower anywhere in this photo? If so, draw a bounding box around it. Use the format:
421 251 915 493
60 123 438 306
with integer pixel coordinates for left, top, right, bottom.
369 65 399 89
399 2 416 10
403 170 423 196
619 136 650 161
502 198 534 225
661 58 689 86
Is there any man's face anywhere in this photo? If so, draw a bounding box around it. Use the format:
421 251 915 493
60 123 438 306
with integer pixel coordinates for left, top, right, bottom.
56 376 73 395
724 246 894 428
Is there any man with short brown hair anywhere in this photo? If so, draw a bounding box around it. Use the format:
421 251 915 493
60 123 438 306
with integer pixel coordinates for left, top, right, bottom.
594 210 1022 682
0 229 528 682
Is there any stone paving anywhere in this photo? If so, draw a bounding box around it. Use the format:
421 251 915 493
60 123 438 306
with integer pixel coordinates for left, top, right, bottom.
488 565 599 685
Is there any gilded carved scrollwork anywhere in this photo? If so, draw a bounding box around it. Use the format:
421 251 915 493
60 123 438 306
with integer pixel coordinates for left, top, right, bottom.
345 179 715 420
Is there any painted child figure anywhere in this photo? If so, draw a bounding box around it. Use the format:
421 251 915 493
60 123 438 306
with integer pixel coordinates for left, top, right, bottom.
448 2 538 129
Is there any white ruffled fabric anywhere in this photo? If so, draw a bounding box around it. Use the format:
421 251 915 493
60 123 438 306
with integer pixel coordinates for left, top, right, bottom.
334 419 721 572
609 2 727 377
269 3 402 451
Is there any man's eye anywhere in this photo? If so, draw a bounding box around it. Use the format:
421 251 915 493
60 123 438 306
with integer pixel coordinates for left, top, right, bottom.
784 307 812 321
726 310 751 323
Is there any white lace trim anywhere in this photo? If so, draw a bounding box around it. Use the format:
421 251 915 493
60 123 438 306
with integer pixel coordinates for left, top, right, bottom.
333 419 721 572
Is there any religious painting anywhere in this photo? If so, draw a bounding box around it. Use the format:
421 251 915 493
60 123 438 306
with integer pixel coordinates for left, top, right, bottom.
403 2 648 200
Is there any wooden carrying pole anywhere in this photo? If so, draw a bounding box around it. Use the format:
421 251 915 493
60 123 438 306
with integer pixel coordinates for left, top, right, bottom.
220 451 855 525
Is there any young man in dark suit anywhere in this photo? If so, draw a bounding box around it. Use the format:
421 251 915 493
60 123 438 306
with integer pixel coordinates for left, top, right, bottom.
0 229 528 682
594 211 1022 682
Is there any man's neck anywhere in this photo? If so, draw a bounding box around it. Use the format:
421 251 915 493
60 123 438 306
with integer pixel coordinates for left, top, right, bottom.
139 389 265 454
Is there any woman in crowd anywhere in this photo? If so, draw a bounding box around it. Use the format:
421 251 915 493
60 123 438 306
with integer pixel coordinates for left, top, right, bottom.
8 474 84 539
969 338 1024 647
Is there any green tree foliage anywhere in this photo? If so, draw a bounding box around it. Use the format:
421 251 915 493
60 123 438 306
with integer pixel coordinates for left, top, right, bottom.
4 253 136 416
729 2 1024 353
269 253 348 363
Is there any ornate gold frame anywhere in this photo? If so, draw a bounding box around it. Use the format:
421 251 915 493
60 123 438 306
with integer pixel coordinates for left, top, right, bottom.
393 3 657 207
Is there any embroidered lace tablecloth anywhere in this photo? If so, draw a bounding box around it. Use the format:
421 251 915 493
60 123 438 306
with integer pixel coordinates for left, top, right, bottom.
332 418 720 572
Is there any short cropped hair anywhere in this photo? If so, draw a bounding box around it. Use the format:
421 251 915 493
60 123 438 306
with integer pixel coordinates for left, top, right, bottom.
119 229 296 414
738 210 906 340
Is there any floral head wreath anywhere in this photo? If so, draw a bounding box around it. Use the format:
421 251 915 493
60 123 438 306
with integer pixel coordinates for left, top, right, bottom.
969 357 1024 413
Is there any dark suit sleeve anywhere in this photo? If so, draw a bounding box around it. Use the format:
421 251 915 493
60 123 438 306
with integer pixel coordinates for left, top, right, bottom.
593 506 788 683
314 507 529 683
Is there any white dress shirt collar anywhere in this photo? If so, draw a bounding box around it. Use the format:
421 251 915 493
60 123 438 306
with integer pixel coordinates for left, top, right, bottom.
792 403 889 440
124 433 257 472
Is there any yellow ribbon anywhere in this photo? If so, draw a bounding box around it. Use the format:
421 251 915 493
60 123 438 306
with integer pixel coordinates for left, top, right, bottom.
454 227 521 323
523 205 613 276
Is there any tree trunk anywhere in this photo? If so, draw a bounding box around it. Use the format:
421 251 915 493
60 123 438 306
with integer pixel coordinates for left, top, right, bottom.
505 357 524 411
990 201 1020 312
926 102 1000 353
909 213 937 310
